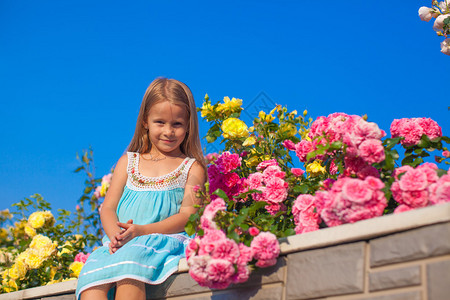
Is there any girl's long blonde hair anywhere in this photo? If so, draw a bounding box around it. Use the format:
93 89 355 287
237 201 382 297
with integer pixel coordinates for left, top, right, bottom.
128 78 206 172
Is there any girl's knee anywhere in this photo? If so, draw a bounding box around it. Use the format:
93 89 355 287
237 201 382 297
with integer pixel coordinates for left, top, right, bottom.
80 283 113 300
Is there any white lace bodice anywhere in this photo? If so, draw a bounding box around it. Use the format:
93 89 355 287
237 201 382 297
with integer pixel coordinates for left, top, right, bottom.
126 152 196 191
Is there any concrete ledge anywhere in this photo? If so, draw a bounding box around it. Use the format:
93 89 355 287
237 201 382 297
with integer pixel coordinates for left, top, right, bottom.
279 202 450 255
1 203 449 299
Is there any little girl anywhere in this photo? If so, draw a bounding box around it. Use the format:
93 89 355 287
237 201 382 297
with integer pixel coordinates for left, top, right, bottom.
76 78 206 300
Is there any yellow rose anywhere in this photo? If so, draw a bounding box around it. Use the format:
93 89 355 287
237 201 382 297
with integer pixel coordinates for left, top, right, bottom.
69 261 84 278
8 262 26 280
200 102 213 118
279 123 297 137
28 212 46 229
216 96 242 115
221 118 249 139
3 278 18 293
100 181 109 197
42 211 55 227
40 241 57 259
0 209 13 219
25 249 44 269
58 241 73 257
243 136 256 147
14 260 27 279
30 234 52 250
0 228 8 241
49 267 57 281
245 156 260 167
306 160 327 177
258 111 275 123
24 224 36 238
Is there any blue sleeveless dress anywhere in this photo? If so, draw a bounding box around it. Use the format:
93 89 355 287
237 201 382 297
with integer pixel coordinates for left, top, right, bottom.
76 152 195 299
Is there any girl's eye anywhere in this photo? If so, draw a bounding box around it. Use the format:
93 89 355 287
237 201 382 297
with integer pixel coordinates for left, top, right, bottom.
155 121 164 124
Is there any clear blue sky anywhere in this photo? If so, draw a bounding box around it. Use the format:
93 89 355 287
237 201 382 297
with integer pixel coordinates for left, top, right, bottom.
1 1 448 212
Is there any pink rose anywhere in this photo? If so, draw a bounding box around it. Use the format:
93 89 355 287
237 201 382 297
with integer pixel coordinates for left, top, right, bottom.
282 140 296 151
295 140 315 162
291 168 305 177
251 232 280 265
443 150 450 158
398 169 428 191
262 177 288 203
188 255 211 286
246 172 263 190
237 243 253 265
358 139 385 164
394 204 413 214
262 165 285 181
232 264 250 283
203 198 226 220
199 229 227 255
211 238 240 264
256 159 278 171
216 151 241 174
248 227 260 237
94 186 102 199
206 258 235 289
186 237 200 261
402 190 429 208
429 175 450 205
342 179 373 204
74 252 90 264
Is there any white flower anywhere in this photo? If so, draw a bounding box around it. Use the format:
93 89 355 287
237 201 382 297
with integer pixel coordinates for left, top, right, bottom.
441 38 450 55
439 1 450 14
419 6 435 22
433 14 450 31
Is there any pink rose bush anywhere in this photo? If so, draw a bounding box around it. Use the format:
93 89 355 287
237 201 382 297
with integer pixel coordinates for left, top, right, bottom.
187 197 280 289
391 163 450 213
390 118 442 146
242 160 289 215
189 95 450 289
309 176 387 227
208 151 244 199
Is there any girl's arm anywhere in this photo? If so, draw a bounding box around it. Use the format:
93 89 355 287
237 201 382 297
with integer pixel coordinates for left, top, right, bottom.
116 161 205 243
100 154 128 248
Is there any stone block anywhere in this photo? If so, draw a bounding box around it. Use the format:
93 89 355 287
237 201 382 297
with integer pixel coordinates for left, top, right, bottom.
286 242 365 299
427 259 450 300
354 291 422 300
369 265 421 291
43 295 76 300
147 257 286 299
146 273 210 299
370 223 450 267
205 285 284 300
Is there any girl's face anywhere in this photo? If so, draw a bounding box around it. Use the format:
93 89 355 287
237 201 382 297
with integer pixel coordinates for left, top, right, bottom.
144 101 188 156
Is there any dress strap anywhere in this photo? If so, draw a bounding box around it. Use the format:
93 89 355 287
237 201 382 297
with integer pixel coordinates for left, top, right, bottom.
178 158 196 188
126 152 137 175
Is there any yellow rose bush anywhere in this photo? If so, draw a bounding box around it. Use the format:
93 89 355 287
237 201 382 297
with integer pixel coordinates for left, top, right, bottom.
0 195 93 293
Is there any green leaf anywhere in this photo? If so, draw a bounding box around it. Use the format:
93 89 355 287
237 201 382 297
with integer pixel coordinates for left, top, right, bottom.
240 223 249 231
384 137 402 149
206 135 218 143
73 166 84 173
212 189 229 201
330 141 342 150
185 222 195 236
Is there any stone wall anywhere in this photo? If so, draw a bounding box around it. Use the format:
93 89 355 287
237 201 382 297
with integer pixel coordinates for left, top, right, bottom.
1 203 449 300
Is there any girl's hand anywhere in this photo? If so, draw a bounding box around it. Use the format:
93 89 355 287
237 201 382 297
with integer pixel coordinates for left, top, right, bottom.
109 219 133 254
115 220 143 246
